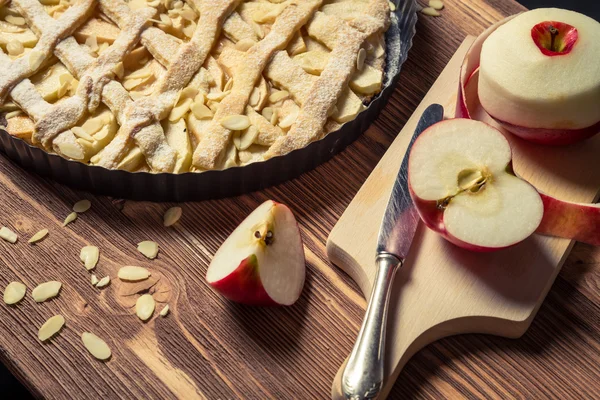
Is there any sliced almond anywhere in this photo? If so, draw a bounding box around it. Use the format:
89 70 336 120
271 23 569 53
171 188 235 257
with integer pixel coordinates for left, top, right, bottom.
220 115 250 131
81 117 104 136
73 199 92 213
137 241 159 259
96 276 110 288
268 90 289 104
6 40 24 56
389 1 396 11
163 206 182 227
63 212 78 227
32 281 62 302
82 332 111 360
84 34 98 52
356 48 366 71
113 62 124 79
261 107 274 122
118 266 150 281
421 7 441 16
0 227 18 243
91 274 99 286
80 246 99 271
206 91 230 101
190 102 213 120
38 315 65 342
429 0 444 10
28 229 48 244
224 78 234 92
278 108 299 129
136 294 155 321
3 282 26 305
249 87 261 108
5 15 26 26
182 22 196 38
179 8 197 21
235 38 256 51
233 125 259 151
168 97 193 122
57 142 84 160
159 304 169 317
159 13 172 26
270 108 279 126
28 50 44 70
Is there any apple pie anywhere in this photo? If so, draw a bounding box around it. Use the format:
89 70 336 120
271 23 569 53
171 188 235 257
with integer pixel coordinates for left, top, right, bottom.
0 0 391 173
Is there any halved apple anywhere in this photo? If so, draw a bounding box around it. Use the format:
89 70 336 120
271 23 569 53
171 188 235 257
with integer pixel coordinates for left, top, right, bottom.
409 118 600 250
408 118 544 251
206 200 305 306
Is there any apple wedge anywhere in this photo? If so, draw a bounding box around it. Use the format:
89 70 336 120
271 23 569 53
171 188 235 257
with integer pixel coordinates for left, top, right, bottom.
206 200 305 306
458 9 600 145
408 118 600 251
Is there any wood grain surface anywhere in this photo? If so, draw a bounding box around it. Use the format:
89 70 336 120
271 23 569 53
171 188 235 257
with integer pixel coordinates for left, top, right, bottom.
1 0 599 399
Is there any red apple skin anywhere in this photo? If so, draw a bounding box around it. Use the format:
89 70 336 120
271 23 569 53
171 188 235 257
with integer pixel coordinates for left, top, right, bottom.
536 193 600 246
208 254 279 306
488 116 600 146
531 21 578 57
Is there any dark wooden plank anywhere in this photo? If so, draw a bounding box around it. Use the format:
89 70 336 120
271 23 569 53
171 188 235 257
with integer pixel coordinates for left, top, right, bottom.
1 0 598 398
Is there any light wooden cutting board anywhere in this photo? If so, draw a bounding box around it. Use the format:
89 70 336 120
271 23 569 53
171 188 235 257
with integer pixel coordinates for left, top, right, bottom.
327 37 600 399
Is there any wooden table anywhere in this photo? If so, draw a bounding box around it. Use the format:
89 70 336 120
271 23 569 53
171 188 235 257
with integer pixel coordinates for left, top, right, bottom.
1 1 599 398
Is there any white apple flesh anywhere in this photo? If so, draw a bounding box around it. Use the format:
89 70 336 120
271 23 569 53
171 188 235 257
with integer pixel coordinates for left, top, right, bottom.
477 8 600 145
206 200 305 306
408 118 544 251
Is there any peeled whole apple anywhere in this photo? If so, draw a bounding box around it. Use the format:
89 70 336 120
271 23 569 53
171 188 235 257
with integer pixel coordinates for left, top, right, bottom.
206 200 305 306
475 8 600 145
408 118 600 251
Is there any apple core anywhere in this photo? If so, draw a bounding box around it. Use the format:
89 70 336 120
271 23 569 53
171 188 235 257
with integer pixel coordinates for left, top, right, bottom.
531 21 578 56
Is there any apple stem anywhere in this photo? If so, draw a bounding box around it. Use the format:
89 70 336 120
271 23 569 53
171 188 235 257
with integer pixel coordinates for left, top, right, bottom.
549 26 558 52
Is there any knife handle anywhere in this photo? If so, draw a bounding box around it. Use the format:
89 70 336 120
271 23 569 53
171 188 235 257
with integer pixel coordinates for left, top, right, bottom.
341 252 402 400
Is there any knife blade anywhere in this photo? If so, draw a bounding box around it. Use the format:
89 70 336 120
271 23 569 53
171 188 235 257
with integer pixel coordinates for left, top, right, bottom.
377 103 445 260
340 104 444 400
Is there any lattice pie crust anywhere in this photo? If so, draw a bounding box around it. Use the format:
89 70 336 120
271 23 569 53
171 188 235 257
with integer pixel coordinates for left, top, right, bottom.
0 0 390 173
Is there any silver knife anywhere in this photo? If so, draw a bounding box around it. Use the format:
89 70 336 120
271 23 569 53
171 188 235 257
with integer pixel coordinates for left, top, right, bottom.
340 104 445 399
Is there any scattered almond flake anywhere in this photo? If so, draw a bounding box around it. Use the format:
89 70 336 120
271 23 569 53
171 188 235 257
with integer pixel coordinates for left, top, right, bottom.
38 314 65 342
5 110 23 119
81 332 111 360
356 48 366 71
190 102 213 119
96 276 110 288
163 207 182 227
137 241 159 259
91 274 99 286
28 229 49 244
118 266 151 281
224 78 234 92
268 90 289 104
80 246 99 271
32 281 62 303
6 40 24 56
136 294 155 321
388 1 396 11
84 34 98 52
421 7 441 16
234 125 259 151
63 212 78 227
0 227 18 244
5 15 26 25
3 282 26 305
249 87 261 107
179 8 196 21
159 304 169 317
168 97 193 122
220 115 251 131
73 199 92 213
429 0 444 10
235 38 256 51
